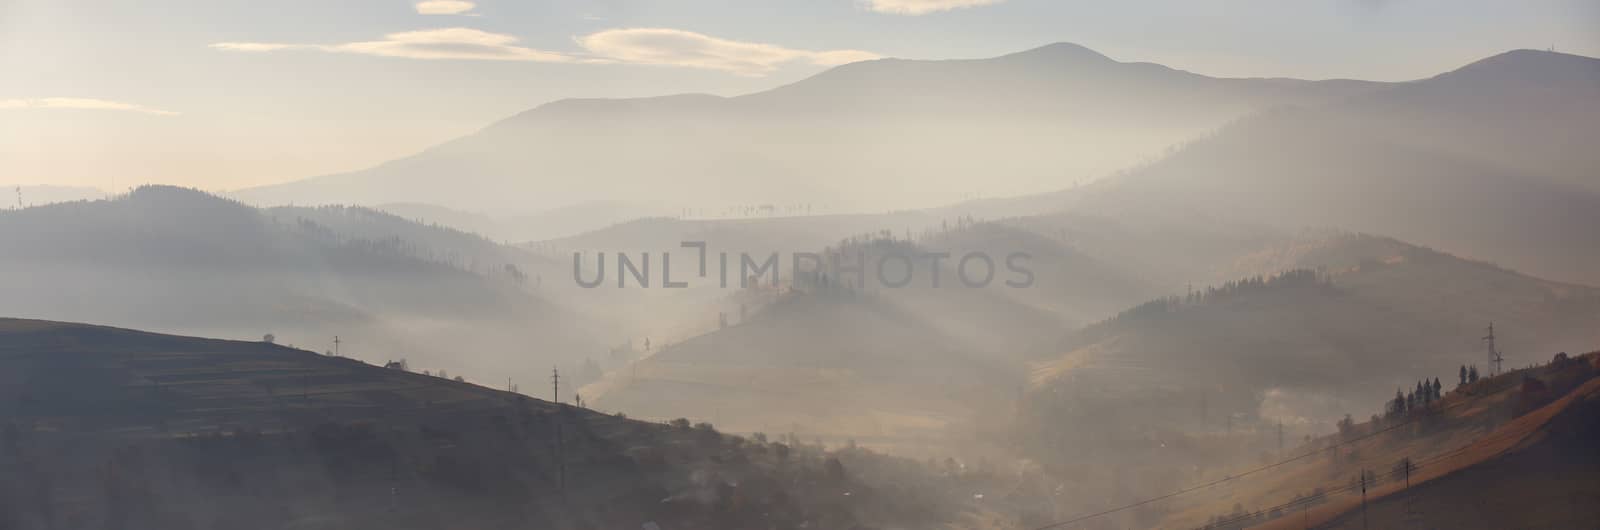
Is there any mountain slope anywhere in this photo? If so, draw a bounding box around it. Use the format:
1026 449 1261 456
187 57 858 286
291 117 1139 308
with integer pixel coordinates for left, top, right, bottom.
0 319 979 530
1297 375 1600 530
1070 49 1600 285
1027 233 1600 429
1171 351 1600 530
0 186 597 387
1293 378 1600 530
233 43 1383 214
588 289 1035 450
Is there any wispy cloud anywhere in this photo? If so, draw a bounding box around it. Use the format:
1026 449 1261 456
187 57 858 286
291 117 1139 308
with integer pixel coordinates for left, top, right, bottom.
213 27 879 76
864 0 1006 15
213 28 572 62
576 28 880 76
0 98 178 116
415 0 476 16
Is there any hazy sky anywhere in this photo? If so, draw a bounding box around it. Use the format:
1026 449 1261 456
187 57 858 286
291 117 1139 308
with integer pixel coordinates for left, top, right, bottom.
3 0 1596 193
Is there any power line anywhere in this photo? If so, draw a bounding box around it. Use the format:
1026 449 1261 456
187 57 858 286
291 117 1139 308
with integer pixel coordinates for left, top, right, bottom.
1029 398 1475 530
1197 440 1485 530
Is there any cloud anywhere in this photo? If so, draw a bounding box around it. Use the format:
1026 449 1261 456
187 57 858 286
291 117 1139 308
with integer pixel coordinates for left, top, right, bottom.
415 0 476 15
213 28 572 62
213 27 879 75
0 98 178 116
864 0 1006 15
210 42 298 52
576 28 880 75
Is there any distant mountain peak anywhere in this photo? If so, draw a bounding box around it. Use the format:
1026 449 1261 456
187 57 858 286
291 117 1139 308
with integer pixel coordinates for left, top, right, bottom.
999 42 1114 64
125 184 238 206
1436 48 1600 84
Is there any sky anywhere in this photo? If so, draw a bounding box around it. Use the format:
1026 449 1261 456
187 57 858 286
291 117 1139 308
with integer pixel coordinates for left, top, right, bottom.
2 0 1597 194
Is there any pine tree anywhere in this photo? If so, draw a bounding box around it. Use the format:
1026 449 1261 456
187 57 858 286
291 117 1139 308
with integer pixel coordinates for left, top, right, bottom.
1459 365 1468 387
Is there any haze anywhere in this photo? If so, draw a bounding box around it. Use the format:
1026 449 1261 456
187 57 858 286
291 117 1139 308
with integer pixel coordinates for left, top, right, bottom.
2 2 1599 529
4 0 1598 199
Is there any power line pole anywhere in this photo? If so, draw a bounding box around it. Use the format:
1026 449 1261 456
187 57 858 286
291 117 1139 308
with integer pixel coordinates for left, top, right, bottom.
1361 468 1369 530
552 366 566 495
1482 323 1504 376
333 335 340 357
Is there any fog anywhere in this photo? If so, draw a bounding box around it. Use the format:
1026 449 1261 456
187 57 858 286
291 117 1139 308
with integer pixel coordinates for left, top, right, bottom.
3 42 1599 530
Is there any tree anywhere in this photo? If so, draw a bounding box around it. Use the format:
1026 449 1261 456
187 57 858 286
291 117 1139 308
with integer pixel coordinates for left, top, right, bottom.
503 263 527 283
262 333 276 344
824 457 847 483
1459 365 1468 387
1432 378 1442 399
1469 365 1480 383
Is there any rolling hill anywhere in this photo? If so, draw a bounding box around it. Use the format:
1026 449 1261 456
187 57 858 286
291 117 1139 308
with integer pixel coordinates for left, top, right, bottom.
0 318 986 530
1201 351 1600 530
586 287 1036 451
1067 49 1600 285
0 186 599 388
1024 233 1600 434
232 42 1383 215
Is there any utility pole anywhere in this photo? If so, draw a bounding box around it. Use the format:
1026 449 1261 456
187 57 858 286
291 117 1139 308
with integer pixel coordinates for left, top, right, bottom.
1277 421 1284 454
1483 323 1505 376
552 366 567 495
333 335 340 357
388 453 399 512
551 367 560 404
1361 469 1369 530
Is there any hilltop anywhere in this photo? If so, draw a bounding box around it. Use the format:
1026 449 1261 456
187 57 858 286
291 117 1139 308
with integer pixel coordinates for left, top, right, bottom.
1195 351 1600 530
0 318 990 530
232 42 1383 215
0 186 599 388
1068 49 1600 284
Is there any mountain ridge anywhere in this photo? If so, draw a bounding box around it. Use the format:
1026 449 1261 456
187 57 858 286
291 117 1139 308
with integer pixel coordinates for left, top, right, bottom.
229 41 1393 214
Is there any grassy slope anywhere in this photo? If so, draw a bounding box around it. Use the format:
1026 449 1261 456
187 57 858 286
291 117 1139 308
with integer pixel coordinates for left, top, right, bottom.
1161 352 1600 530
1286 375 1600 530
0 318 975 530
